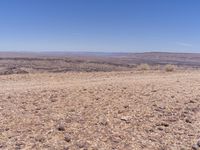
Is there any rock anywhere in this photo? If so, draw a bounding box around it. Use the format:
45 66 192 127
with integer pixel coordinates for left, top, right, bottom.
123 105 129 109
197 139 200 147
110 135 122 143
121 116 131 123
185 118 192 123
118 109 124 114
192 144 199 150
0 144 5 149
50 95 57 102
15 142 25 149
76 141 88 148
189 100 195 103
64 133 71 142
91 147 98 150
95 97 100 100
51 99 57 102
5 128 9 131
157 127 164 131
57 123 65 131
35 135 45 142
99 116 108 125
69 108 75 112
160 122 169 127
63 146 69 150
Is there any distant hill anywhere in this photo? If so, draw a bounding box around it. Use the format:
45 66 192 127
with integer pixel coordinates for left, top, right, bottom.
1 51 200 68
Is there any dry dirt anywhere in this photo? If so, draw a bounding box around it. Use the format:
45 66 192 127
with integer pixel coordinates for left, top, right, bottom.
0 71 200 150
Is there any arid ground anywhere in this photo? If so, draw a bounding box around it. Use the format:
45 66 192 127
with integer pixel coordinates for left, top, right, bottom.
1 52 200 75
1 70 200 150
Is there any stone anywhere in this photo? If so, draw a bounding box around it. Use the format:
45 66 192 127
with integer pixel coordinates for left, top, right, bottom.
160 122 169 127
51 99 57 102
64 133 71 142
99 116 108 125
123 105 129 108
197 139 200 147
35 135 45 142
185 118 192 123
157 127 164 131
57 123 65 131
120 116 131 123
192 144 199 150
63 146 69 150
76 141 88 148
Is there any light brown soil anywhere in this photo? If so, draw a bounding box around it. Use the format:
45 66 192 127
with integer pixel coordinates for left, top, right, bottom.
0 71 200 149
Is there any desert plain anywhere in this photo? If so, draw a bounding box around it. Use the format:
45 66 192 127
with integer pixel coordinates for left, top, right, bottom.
1 52 200 150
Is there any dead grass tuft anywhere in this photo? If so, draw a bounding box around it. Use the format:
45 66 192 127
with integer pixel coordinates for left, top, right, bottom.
137 64 150 71
164 64 176 72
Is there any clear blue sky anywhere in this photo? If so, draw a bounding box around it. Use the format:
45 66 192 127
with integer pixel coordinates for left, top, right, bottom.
0 0 200 52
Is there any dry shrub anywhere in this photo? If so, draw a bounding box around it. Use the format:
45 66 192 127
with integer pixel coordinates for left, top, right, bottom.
137 64 150 71
154 65 161 70
164 64 176 72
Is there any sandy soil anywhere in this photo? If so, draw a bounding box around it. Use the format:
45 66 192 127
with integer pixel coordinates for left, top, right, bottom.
0 71 200 150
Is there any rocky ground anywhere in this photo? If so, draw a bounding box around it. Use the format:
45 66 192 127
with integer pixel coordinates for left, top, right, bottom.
0 71 200 149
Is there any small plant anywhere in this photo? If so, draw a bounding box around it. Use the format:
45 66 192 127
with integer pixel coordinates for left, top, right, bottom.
154 65 161 70
164 64 176 72
137 63 150 71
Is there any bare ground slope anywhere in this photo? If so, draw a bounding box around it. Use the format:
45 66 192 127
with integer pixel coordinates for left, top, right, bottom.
0 71 200 149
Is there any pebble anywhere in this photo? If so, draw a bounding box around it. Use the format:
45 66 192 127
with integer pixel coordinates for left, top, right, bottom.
157 127 164 131
99 116 108 125
76 141 88 148
185 118 192 123
83 88 87 91
160 122 169 127
51 99 57 102
57 123 65 131
63 146 69 150
197 139 200 147
171 95 175 98
189 100 195 103
120 116 131 123
64 133 71 142
123 105 129 108
110 135 121 143
192 144 199 150
35 135 45 142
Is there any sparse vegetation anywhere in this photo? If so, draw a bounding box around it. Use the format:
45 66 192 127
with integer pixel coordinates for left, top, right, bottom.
137 63 150 70
153 65 161 70
2 53 200 75
164 64 176 72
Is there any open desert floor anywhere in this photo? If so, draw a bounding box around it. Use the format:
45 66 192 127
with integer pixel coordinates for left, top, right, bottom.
1 70 200 149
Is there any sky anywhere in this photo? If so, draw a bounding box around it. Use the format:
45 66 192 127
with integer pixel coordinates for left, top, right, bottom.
0 0 200 53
